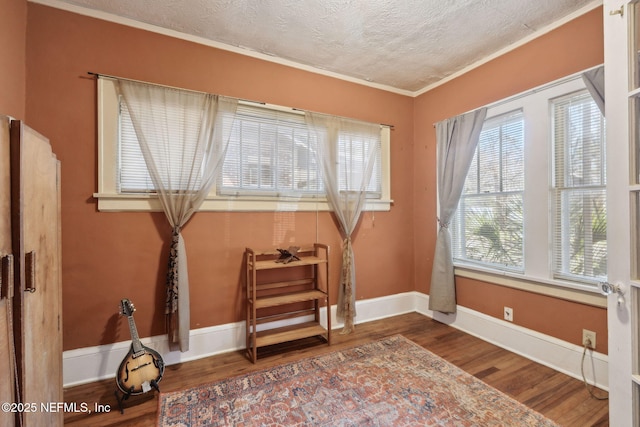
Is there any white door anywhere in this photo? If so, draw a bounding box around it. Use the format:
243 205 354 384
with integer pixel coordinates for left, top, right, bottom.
604 1 640 426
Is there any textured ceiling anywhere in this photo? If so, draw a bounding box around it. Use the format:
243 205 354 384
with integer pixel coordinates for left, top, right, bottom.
44 0 598 93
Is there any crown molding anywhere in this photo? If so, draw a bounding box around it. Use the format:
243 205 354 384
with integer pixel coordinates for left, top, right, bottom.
28 0 602 98
413 0 603 96
28 0 414 96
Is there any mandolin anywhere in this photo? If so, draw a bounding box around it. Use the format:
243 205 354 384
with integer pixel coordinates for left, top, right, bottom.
116 298 164 396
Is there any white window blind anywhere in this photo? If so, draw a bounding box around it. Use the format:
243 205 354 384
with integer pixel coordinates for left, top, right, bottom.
552 91 606 282
118 96 208 193
119 99 152 192
336 130 382 197
97 77 391 212
120 98 383 198
221 104 382 197
220 104 322 196
452 110 525 270
111 81 388 213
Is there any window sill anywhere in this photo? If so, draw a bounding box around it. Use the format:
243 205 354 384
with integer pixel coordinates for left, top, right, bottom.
453 264 606 308
92 193 393 212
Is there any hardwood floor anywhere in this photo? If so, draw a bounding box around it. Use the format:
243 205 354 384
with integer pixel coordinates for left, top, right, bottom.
63 313 609 426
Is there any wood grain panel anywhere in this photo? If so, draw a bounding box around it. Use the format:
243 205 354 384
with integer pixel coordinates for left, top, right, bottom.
11 121 62 426
0 116 15 426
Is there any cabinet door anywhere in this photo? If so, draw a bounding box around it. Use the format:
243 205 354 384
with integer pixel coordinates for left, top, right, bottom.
0 116 15 426
10 121 62 426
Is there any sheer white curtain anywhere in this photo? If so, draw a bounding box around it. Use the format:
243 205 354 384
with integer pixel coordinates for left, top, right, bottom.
306 112 380 334
117 80 238 351
429 108 487 313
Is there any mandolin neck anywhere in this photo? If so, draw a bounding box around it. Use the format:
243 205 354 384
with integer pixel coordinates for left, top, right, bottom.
127 315 145 356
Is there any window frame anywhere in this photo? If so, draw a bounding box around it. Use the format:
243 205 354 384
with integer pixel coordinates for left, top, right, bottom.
94 78 392 212
550 90 607 284
450 73 605 293
453 109 525 272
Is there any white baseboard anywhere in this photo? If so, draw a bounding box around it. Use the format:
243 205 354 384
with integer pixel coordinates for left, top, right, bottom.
63 291 608 391
413 292 609 390
62 320 247 387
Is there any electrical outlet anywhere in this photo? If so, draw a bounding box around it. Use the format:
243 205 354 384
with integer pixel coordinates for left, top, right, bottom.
503 307 513 322
582 329 596 349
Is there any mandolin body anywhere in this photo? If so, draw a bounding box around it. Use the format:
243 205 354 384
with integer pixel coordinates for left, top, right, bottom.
116 344 165 395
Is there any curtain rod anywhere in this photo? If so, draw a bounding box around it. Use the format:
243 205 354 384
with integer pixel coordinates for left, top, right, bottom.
432 63 603 128
87 71 394 129
87 71 258 103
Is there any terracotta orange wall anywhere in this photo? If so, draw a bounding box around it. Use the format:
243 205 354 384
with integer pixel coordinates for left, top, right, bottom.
0 0 27 119
25 3 608 353
25 4 415 351
414 7 608 352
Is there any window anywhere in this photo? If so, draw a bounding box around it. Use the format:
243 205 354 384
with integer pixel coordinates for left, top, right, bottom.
96 77 391 211
119 99 152 192
219 104 322 196
118 96 219 193
453 111 524 270
552 91 606 282
337 131 382 196
450 75 606 291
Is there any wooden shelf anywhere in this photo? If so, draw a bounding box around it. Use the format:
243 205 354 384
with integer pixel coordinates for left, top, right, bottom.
253 322 328 348
245 243 331 363
251 256 327 270
254 289 328 309
256 278 315 291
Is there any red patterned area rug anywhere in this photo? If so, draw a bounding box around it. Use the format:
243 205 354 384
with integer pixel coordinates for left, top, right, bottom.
157 335 559 426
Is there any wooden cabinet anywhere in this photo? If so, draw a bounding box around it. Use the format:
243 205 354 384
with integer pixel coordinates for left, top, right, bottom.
0 116 62 426
245 244 331 363
0 116 15 427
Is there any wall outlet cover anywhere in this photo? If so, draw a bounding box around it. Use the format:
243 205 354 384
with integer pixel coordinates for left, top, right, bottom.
582 329 596 349
504 307 513 322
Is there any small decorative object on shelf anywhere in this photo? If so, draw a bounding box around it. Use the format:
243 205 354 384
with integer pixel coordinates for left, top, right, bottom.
245 243 331 363
276 246 301 264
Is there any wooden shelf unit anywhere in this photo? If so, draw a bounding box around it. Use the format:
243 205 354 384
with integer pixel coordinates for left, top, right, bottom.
245 243 331 363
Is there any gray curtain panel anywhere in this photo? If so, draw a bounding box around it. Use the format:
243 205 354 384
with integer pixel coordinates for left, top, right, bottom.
582 65 604 115
429 108 487 313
